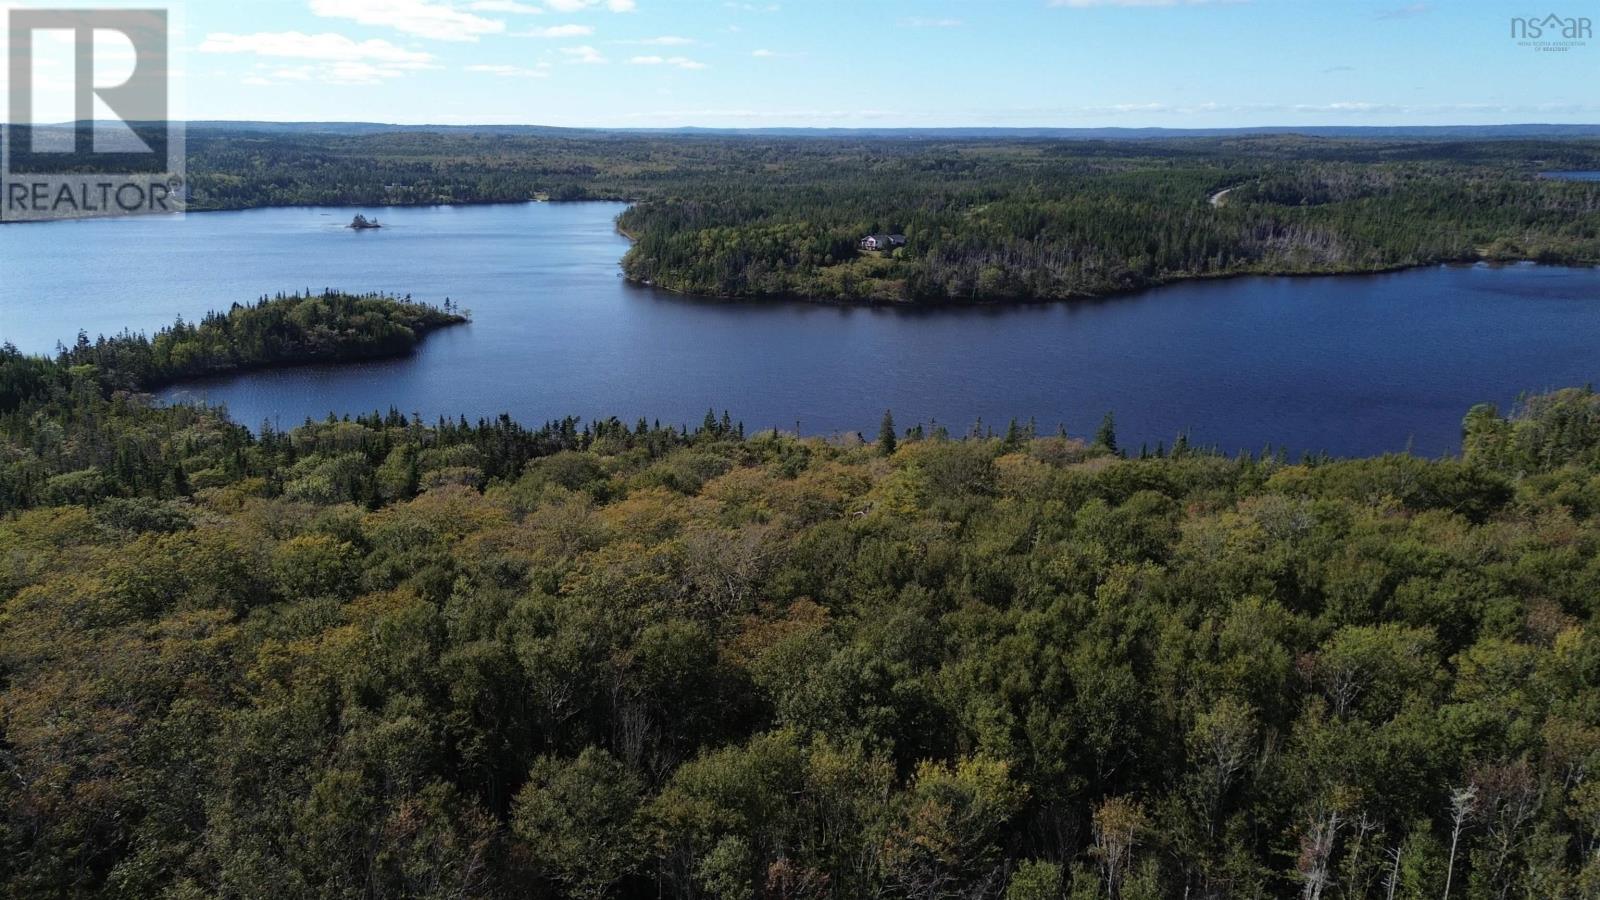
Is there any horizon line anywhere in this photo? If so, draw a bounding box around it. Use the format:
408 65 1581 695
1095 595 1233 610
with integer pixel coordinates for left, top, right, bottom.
14 120 1600 133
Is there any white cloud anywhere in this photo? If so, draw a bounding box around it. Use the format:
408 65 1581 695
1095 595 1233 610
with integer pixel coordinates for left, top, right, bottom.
617 35 694 45
514 24 594 36
466 62 549 76
751 48 773 57
200 31 438 86
199 31 436 65
1049 0 1235 6
468 0 544 11
309 0 505 41
1375 3 1432 19
629 54 706 69
546 0 636 11
560 44 608 63
258 61 419 85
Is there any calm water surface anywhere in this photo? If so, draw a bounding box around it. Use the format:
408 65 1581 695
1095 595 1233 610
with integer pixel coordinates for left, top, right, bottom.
3 202 1598 457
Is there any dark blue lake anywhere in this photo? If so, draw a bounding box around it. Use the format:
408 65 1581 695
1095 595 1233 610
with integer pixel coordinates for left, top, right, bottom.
3 202 1598 457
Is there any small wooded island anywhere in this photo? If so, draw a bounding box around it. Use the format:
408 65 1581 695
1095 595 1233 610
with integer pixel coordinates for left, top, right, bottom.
348 214 382 230
49 291 467 393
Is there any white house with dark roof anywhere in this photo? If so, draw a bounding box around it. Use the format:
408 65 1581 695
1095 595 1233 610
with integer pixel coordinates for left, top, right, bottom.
859 233 907 251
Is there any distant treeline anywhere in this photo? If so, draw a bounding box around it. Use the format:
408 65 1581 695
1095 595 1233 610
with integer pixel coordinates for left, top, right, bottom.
165 128 1600 302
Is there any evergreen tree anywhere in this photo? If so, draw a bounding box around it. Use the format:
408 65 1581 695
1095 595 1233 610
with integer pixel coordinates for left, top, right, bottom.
1095 412 1120 456
879 409 897 456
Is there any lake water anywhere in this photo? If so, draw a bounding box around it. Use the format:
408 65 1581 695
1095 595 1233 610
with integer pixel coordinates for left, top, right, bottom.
3 201 1598 457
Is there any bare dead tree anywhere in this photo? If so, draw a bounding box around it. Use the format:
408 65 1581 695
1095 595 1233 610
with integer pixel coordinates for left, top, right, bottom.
1093 796 1146 900
1341 812 1381 899
1382 844 1402 900
1296 803 1342 900
678 523 777 621
1443 784 1478 900
1471 761 1542 900
1189 698 1257 840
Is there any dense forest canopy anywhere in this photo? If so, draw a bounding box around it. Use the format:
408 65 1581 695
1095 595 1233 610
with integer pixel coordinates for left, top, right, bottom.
4 295 1600 897
167 127 1600 303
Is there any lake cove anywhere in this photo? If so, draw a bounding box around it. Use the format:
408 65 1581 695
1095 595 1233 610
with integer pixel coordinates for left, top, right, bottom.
3 201 1597 457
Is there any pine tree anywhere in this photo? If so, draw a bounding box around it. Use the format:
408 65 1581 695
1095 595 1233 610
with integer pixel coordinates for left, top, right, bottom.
1003 418 1022 450
878 409 897 456
403 448 421 499
168 462 191 497
1095 412 1120 456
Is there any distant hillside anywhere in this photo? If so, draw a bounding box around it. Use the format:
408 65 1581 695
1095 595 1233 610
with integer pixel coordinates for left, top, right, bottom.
180 121 1600 140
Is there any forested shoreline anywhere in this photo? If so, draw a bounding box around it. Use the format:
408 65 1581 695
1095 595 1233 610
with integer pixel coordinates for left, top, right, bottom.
611 143 1600 303
14 129 1600 304
4 294 1600 896
164 128 1600 303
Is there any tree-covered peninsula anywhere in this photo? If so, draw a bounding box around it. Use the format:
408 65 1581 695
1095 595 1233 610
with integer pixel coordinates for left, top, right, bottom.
3 310 1600 896
44 290 467 395
612 142 1600 303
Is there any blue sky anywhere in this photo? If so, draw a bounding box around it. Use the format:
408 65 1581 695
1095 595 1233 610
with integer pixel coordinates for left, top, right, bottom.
8 0 1600 127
